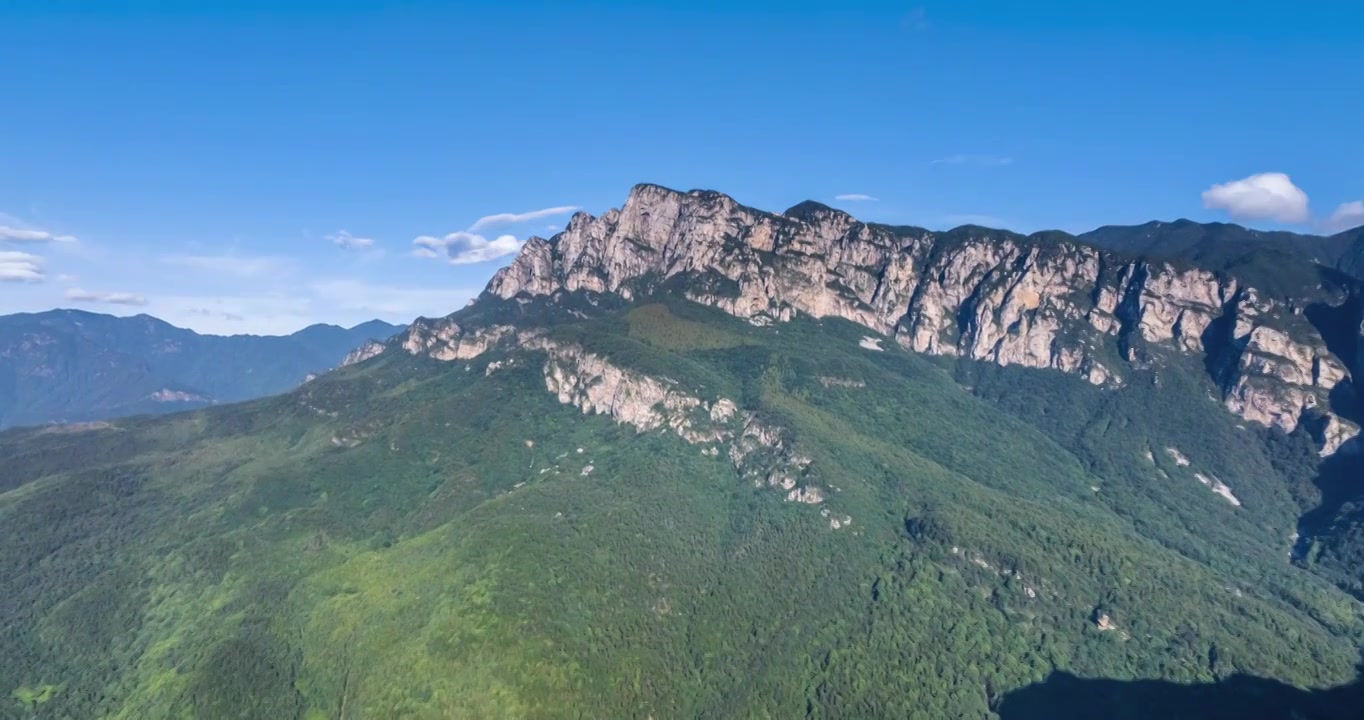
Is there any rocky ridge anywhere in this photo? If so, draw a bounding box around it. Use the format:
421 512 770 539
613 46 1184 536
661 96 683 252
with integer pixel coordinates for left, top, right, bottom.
522 333 825 504
473 184 1357 455
391 321 835 513
340 340 388 367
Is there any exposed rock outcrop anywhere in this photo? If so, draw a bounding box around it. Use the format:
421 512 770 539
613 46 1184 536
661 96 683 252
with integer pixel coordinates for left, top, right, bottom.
401 319 515 362
521 334 825 505
340 340 387 367
525 334 726 445
388 318 835 508
484 184 1358 455
147 389 210 403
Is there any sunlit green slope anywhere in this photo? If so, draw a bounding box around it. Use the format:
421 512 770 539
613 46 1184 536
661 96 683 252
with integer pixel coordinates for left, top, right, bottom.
1 297 1360 719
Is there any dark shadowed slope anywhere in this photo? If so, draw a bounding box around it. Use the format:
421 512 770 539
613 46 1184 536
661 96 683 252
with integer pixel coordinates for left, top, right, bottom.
997 662 1364 720
1080 219 1364 291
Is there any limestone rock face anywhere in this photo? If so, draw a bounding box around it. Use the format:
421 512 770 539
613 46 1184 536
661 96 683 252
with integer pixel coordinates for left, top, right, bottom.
340 340 387 368
530 335 719 444
484 184 1358 454
400 319 515 362
1128 267 1236 351
521 334 828 505
486 237 559 299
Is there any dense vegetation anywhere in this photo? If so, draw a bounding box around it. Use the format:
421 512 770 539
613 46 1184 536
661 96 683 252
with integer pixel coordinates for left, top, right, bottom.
0 309 401 429
1079 219 1364 291
1066 223 1364 611
0 297 1361 718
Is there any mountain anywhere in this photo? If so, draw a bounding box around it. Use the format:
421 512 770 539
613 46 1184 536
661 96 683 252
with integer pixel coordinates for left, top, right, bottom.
487 184 1362 455
0 310 404 429
1 185 1362 719
1078 219 1364 291
1335 227 1364 281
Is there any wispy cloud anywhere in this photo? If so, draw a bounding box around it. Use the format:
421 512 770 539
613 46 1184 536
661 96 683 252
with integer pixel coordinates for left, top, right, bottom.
328 230 376 251
1202 172 1310 224
415 204 578 266
0 225 77 244
413 232 523 265
468 206 579 232
1321 201 1364 234
161 253 290 279
65 288 149 306
188 307 245 323
932 154 1015 167
0 251 44 282
151 292 316 336
835 194 879 202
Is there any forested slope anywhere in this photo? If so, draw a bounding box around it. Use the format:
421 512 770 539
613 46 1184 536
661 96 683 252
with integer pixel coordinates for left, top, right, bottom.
1 298 1360 719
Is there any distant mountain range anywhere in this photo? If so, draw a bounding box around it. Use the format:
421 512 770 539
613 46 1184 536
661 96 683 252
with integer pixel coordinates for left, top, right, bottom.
0 310 403 429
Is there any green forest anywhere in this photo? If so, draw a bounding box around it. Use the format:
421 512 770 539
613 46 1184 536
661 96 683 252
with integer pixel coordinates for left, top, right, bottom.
1 297 1361 719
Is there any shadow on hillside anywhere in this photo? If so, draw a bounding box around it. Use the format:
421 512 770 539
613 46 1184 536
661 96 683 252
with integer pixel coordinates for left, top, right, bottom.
1299 447 1364 551
996 667 1364 720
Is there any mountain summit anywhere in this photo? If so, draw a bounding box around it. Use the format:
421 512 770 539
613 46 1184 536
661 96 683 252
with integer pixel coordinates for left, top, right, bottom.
405 183 1361 456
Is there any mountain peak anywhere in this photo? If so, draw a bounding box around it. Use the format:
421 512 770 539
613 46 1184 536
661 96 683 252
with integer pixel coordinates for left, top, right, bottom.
624 183 742 211
625 182 691 208
783 200 851 223
478 184 1360 457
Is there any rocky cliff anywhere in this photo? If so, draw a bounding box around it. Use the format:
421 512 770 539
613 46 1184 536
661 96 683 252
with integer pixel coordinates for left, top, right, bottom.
414 184 1360 455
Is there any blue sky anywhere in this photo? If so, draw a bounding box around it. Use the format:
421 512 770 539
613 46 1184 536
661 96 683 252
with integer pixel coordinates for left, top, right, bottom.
2 0 1361 334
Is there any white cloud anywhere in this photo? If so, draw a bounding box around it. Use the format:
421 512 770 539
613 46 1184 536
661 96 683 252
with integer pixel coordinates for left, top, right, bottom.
328 230 376 251
1321 201 1364 234
0 225 77 244
0 251 44 282
413 232 523 265
1202 172 1310 224
835 194 878 202
65 288 149 306
415 204 577 267
932 154 1015 167
161 253 290 279
468 206 579 232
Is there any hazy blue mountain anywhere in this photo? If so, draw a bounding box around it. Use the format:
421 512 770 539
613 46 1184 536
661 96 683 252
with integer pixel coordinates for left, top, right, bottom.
0 309 403 429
